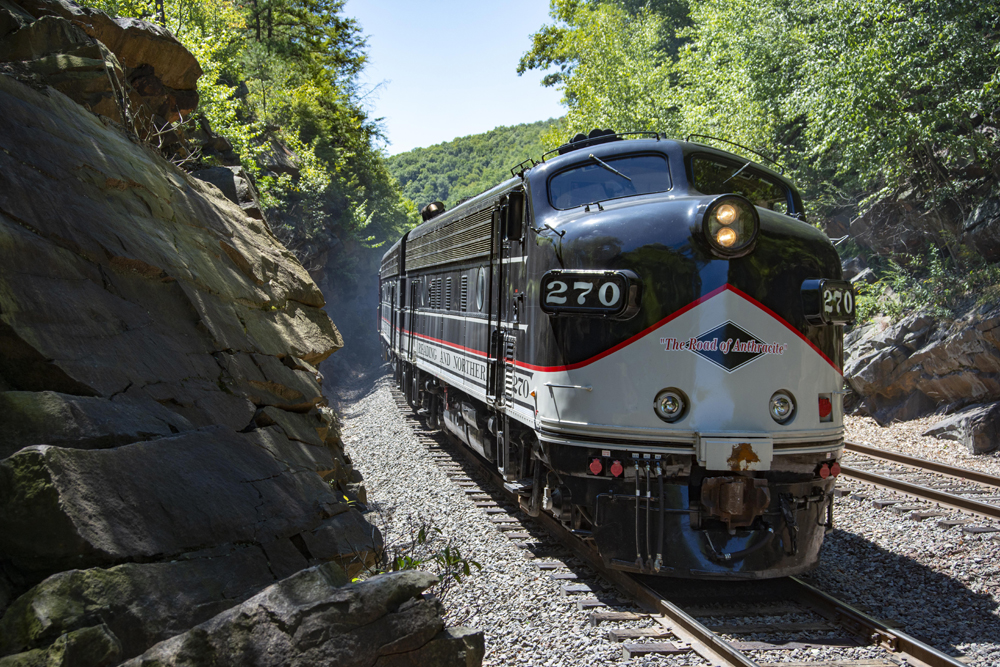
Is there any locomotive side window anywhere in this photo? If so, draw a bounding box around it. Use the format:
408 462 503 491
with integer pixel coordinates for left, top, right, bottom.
690 156 790 212
548 154 670 210
475 267 486 311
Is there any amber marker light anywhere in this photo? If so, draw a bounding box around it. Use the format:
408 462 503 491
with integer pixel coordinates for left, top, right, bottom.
716 227 738 247
716 203 738 225
702 194 759 258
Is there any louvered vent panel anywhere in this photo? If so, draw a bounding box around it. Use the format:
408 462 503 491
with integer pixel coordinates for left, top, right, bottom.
445 278 452 310
430 279 440 309
460 276 469 311
405 208 493 271
380 244 400 278
503 334 517 404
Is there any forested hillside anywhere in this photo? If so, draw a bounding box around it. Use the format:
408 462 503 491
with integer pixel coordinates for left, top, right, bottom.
520 0 1000 322
79 0 416 271
387 119 560 210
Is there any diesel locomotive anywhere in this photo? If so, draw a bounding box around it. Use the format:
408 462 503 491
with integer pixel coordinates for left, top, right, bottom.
378 130 854 579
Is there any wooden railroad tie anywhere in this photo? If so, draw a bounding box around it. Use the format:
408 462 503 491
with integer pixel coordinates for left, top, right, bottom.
622 642 689 658
560 583 596 596
575 598 608 610
588 611 647 626
532 561 565 571
607 627 669 641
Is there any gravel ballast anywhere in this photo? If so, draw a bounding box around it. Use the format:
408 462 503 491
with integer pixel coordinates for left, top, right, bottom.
334 367 1000 666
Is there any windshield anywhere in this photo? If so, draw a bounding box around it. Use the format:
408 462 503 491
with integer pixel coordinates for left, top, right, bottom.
548 154 671 210
690 156 790 213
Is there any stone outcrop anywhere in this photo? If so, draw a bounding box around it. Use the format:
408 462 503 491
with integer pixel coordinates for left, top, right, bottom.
190 166 263 220
0 0 200 128
843 306 1000 446
963 195 1000 263
0 3 480 666
922 402 1000 455
120 566 484 667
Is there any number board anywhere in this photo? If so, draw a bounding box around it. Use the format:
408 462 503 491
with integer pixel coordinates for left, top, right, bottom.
540 269 640 319
801 278 856 325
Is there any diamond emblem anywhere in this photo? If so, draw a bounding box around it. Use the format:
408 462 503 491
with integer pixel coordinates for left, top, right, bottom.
693 321 768 373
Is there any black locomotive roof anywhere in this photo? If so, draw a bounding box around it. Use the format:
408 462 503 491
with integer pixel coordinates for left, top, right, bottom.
530 137 788 185
526 136 804 218
400 135 803 246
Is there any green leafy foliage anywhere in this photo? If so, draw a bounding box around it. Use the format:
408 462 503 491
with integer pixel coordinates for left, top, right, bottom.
79 0 416 271
387 119 560 210
854 248 1000 323
370 522 482 600
522 0 1000 212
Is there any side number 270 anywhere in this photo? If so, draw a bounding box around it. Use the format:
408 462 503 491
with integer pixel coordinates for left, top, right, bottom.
545 280 621 307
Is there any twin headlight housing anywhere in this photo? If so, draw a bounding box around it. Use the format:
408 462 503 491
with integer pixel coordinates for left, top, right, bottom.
703 195 759 258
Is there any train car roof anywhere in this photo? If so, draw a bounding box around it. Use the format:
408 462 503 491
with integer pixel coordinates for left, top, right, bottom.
407 176 522 241
380 237 402 263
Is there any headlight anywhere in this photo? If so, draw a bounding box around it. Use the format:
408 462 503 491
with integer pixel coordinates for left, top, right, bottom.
703 195 759 257
654 388 688 423
769 390 796 424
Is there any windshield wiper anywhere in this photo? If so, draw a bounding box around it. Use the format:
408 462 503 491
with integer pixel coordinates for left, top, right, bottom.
723 160 751 184
589 154 632 181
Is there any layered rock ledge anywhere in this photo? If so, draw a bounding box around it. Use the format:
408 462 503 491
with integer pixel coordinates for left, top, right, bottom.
0 1 481 664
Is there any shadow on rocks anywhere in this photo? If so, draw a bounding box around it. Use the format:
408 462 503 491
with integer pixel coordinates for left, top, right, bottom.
810 527 1000 659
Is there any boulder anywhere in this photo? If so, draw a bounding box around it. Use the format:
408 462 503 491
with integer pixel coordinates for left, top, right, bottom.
0 391 193 458
850 267 877 285
121 567 482 667
260 133 301 178
0 427 364 581
844 307 1000 425
300 510 384 579
191 166 263 220
0 72 339 402
841 256 866 282
0 546 282 660
963 195 1000 262
8 0 199 86
0 624 121 667
376 627 485 667
0 12 131 123
922 401 1000 454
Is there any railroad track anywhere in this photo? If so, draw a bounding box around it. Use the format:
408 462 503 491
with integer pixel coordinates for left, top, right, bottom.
841 440 1000 531
390 392 965 667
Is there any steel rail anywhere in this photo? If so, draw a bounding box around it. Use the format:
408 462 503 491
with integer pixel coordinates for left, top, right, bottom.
789 577 966 667
845 440 1000 489
406 403 754 667
530 509 757 667
838 465 1000 521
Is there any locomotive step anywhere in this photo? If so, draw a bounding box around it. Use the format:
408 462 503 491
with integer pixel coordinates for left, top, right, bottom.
503 479 534 495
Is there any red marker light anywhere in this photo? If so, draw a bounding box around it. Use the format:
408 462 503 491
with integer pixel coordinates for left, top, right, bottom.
819 463 830 479
589 458 603 475
818 397 832 419
610 460 624 477
831 462 841 477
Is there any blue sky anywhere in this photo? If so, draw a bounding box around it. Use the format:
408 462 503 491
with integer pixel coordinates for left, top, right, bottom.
344 0 565 155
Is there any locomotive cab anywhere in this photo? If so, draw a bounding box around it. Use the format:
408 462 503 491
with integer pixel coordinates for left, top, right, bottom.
380 131 853 579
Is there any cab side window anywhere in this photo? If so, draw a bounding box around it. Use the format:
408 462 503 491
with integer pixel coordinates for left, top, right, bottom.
690 156 791 213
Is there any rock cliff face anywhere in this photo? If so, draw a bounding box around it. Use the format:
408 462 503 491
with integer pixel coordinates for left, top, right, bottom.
844 306 1000 453
0 1 482 665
